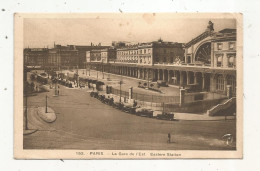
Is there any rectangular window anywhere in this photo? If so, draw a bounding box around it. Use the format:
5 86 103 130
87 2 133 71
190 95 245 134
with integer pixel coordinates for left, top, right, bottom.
216 54 223 67
217 43 223 50
229 42 235 50
228 54 236 68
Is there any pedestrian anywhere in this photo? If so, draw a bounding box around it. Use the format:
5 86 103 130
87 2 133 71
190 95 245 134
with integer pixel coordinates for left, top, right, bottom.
58 89 59 95
167 133 171 143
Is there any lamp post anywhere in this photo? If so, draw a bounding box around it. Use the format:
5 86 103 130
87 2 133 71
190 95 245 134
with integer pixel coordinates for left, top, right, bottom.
45 95 48 113
147 69 150 89
102 61 104 79
119 75 123 103
83 62 85 74
76 65 79 87
96 65 98 79
89 63 91 76
85 62 87 75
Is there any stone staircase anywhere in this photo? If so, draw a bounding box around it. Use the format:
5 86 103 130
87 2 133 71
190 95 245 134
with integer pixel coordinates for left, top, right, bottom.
207 97 236 116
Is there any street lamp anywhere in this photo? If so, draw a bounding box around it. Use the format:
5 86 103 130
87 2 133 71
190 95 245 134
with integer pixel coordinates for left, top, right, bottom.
45 95 48 113
96 65 98 79
119 75 123 103
89 62 91 76
147 69 150 89
85 62 87 75
102 60 104 79
83 62 85 74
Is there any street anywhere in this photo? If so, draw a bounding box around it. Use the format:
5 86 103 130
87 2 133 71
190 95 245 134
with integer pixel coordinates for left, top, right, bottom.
24 83 236 150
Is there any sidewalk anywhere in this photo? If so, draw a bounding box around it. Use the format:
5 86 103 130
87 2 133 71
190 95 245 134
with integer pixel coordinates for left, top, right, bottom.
174 112 236 121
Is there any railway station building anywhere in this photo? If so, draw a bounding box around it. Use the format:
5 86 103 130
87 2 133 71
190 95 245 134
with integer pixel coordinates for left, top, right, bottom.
87 21 237 97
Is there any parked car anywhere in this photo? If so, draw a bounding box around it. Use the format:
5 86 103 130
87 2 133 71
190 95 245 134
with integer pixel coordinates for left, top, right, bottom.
122 102 138 114
157 80 168 87
156 112 175 121
135 107 154 118
103 95 114 106
113 101 124 110
90 91 98 98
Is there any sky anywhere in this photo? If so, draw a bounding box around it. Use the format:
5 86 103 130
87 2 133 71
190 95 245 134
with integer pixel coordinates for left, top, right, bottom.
23 14 236 48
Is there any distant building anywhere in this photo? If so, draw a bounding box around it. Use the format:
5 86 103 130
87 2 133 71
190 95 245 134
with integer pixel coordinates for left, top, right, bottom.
138 39 184 65
88 39 185 83
117 44 139 63
100 47 117 63
24 48 49 67
23 43 109 70
75 43 110 68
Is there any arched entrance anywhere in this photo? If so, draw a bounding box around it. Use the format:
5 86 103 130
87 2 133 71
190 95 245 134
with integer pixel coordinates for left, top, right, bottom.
195 42 211 65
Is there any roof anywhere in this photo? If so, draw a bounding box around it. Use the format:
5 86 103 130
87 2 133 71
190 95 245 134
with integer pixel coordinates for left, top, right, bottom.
218 29 236 34
185 31 214 48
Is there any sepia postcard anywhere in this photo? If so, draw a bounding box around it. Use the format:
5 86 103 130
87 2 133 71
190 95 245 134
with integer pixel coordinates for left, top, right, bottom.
14 13 243 159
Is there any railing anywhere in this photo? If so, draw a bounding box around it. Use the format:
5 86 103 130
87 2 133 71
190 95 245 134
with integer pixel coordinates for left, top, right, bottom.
153 62 212 68
111 87 180 104
111 88 129 98
207 97 236 116
184 92 227 103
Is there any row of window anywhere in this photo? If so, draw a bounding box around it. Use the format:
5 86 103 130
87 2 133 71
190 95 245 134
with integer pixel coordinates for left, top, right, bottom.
217 42 236 50
117 49 153 55
216 54 236 68
118 60 138 63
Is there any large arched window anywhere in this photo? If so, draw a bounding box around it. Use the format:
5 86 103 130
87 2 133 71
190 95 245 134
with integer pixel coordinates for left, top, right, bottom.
216 75 224 91
195 42 211 64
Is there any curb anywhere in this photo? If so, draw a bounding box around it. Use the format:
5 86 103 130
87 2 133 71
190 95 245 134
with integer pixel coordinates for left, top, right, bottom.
23 129 38 135
37 107 57 123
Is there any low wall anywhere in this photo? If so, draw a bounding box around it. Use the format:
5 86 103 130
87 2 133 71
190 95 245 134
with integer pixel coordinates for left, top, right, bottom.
136 97 226 113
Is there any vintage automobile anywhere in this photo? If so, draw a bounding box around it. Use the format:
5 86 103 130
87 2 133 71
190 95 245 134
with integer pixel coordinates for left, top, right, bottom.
156 112 175 121
103 95 114 106
157 80 168 87
113 101 124 110
90 91 99 98
97 94 105 101
135 107 154 118
122 102 138 114
79 83 86 88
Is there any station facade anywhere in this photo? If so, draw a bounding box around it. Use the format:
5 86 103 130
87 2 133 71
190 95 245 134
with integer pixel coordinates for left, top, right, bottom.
24 21 237 97
87 22 237 97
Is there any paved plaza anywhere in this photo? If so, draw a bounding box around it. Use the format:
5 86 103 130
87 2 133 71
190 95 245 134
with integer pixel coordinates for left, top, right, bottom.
23 81 236 150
